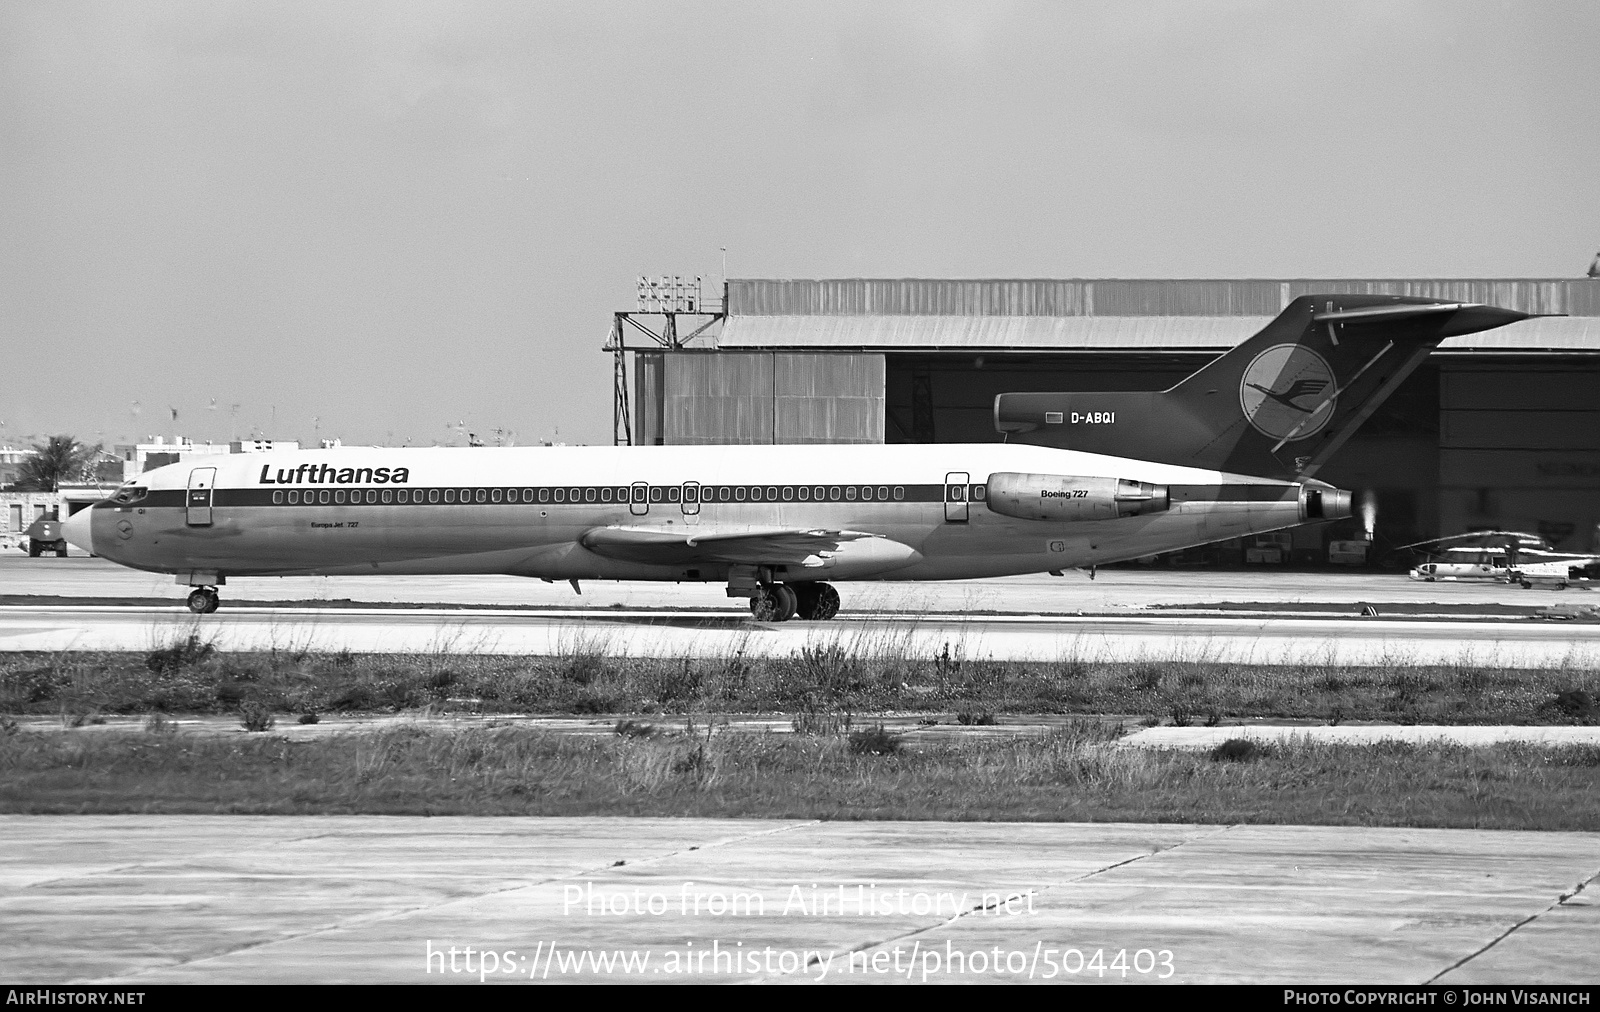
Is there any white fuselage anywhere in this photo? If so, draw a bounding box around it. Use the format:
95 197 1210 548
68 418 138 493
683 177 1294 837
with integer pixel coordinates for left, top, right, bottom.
74 442 1322 587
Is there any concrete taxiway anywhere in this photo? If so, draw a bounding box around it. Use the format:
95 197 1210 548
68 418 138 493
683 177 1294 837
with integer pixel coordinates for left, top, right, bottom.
3 816 1595 984
3 603 1599 667
5 557 1596 665
3 555 1590 611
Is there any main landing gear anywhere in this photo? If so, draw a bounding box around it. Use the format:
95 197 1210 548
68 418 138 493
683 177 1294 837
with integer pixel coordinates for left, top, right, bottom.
187 587 220 614
748 582 840 622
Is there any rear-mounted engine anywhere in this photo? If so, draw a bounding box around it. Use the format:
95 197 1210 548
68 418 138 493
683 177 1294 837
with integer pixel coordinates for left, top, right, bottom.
985 473 1169 522
1299 485 1353 522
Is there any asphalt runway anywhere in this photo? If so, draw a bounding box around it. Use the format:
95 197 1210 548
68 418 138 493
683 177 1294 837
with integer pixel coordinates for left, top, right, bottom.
4 816 1596 985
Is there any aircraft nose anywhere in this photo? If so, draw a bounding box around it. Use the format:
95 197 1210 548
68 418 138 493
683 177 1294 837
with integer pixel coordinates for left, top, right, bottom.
63 508 95 555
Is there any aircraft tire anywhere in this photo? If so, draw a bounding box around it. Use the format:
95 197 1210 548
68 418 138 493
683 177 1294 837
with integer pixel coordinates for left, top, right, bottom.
749 589 779 622
790 583 819 618
810 583 840 621
187 589 219 615
1520 580 1533 590
772 584 798 622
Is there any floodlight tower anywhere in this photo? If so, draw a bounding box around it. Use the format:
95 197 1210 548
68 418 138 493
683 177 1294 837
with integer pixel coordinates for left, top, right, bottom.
605 274 726 445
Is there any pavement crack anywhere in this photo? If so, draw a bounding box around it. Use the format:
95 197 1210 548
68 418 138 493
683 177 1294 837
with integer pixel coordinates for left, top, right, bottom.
87 819 821 985
749 824 1235 983
1426 864 1600 983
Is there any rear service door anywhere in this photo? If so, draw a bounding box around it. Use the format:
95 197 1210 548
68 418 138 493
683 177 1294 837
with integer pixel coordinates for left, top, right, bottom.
944 471 969 523
186 467 217 527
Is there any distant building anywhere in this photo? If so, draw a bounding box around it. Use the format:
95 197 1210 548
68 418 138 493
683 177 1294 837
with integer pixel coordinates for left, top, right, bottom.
112 437 300 482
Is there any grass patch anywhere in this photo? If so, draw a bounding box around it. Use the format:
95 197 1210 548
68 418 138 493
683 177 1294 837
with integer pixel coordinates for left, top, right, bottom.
1 649 1598 726
1 725 1596 829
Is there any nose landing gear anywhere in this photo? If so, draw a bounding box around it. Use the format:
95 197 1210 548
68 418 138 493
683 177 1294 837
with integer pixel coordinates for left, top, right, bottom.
186 587 220 614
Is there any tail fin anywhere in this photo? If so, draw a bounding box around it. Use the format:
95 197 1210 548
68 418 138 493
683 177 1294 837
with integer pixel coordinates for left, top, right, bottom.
995 295 1529 478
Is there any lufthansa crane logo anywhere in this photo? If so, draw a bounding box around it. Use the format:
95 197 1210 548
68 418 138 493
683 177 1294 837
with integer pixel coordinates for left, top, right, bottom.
1239 344 1336 441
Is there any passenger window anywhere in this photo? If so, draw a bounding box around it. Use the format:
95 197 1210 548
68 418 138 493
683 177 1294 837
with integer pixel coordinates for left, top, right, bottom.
815 486 826 500
782 486 793 501
335 490 346 504
539 488 550 503
553 488 564 503
318 490 330 504
860 486 872 501
523 489 534 502
972 485 986 501
894 486 904 501
667 486 680 503
491 488 503 503
585 487 597 503
766 486 777 500
735 486 747 502
381 490 392 504
273 491 283 505
288 490 299 504
601 487 613 503
798 486 809 501
846 486 857 501
429 489 440 504
650 486 664 503
445 489 456 503
878 486 889 500
829 486 841 501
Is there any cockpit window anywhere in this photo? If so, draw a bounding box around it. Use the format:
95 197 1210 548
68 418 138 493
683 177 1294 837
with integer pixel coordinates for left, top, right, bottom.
111 486 149 505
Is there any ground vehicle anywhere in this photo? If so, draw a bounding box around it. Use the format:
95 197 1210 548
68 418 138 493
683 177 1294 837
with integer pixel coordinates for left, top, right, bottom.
24 514 67 557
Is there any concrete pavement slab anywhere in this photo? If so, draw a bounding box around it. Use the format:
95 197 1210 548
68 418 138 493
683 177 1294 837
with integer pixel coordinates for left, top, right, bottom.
2 817 1595 985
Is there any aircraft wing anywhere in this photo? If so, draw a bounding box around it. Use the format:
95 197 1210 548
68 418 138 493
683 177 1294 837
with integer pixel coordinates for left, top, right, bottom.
580 525 878 567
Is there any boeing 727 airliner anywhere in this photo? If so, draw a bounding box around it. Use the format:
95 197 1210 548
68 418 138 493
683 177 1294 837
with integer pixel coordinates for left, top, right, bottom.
63 294 1529 618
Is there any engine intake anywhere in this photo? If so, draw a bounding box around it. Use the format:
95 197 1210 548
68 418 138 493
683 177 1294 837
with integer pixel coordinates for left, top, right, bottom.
986 473 1169 522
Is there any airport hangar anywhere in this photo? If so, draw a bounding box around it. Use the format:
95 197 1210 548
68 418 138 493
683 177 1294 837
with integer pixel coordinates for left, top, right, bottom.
609 277 1600 565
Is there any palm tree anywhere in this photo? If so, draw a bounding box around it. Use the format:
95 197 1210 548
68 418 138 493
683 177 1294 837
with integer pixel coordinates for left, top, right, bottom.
15 435 102 492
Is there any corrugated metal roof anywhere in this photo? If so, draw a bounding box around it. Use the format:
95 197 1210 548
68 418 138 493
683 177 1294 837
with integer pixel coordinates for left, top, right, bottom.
715 314 1600 352
726 279 1600 318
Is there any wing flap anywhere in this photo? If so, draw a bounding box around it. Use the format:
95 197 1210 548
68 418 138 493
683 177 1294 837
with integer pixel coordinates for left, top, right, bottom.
580 525 876 567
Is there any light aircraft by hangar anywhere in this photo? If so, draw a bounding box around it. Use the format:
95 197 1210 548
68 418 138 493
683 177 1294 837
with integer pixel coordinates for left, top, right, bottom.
1405 531 1600 590
64 294 1530 617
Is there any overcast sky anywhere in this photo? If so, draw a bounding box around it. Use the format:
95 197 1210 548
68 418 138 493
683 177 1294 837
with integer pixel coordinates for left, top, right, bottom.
2 1 1595 450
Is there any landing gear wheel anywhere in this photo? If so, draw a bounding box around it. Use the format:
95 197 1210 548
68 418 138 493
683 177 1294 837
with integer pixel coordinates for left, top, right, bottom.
749 588 776 622
750 585 797 622
1520 580 1533 590
793 582 840 621
772 584 797 622
187 588 220 614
